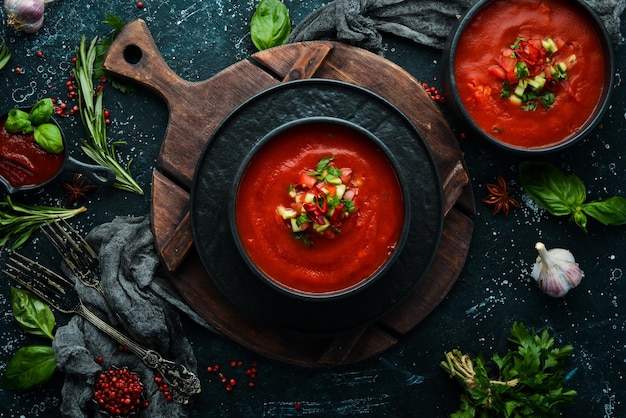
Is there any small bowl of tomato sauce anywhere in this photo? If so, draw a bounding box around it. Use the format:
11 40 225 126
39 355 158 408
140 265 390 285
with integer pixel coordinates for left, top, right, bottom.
0 103 115 193
230 117 411 300
442 0 614 153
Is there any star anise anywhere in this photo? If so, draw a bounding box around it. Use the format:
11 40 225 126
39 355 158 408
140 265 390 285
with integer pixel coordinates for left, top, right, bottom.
63 173 97 207
482 175 520 217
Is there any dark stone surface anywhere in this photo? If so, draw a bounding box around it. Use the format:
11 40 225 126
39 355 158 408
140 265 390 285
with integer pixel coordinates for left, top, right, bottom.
0 1 624 416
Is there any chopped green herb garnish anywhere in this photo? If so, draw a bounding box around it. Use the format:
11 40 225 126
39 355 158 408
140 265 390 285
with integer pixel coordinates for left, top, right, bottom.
541 92 556 109
277 155 359 245
514 62 530 79
501 81 511 99
492 36 575 111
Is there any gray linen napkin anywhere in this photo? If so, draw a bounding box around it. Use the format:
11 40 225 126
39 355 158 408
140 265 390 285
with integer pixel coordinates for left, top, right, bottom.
52 216 209 418
288 0 626 54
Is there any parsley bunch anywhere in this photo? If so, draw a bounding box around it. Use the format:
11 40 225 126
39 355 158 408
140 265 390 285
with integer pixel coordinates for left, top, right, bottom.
441 322 577 417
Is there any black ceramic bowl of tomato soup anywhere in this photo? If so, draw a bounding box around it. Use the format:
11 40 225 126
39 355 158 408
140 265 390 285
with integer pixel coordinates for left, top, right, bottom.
442 0 614 153
230 117 411 300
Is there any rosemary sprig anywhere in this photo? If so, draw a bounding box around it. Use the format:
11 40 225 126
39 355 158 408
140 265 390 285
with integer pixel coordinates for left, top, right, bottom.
74 35 143 195
0 42 11 70
0 196 86 249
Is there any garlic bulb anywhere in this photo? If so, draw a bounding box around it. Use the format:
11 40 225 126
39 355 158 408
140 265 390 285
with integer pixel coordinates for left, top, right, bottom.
4 0 54 33
531 242 584 297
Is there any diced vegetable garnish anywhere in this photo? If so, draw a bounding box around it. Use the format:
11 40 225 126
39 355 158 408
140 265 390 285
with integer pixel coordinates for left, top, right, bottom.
277 155 359 245
495 36 574 111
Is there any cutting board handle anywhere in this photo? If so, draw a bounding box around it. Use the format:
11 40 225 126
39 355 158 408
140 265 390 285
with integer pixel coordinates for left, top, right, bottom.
103 19 191 103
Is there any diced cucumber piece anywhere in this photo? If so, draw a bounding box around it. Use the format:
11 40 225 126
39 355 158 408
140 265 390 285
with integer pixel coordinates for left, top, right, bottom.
312 218 330 233
290 218 304 232
335 184 347 199
509 95 522 105
303 192 315 203
277 205 298 219
541 38 558 53
528 75 546 90
557 62 567 72
324 174 343 185
514 79 528 97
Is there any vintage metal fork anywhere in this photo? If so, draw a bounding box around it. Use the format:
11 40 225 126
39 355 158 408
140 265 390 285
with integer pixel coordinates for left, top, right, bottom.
4 252 201 404
40 219 103 294
42 219 145 344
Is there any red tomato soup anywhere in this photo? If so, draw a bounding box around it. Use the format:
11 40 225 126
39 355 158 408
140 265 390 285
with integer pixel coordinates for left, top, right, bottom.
454 0 606 148
234 122 405 295
0 116 64 188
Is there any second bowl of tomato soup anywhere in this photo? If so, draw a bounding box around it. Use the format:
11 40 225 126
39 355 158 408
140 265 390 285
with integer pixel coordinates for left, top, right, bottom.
231 117 410 299
443 0 614 153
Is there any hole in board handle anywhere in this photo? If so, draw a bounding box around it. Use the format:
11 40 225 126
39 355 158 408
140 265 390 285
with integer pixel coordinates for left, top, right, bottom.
123 44 142 64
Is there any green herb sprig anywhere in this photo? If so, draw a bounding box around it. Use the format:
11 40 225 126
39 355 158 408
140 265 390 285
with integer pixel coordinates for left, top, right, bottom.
519 161 626 232
1 287 57 391
0 42 11 70
250 0 291 51
74 35 143 195
94 14 137 94
441 322 577 417
0 196 86 249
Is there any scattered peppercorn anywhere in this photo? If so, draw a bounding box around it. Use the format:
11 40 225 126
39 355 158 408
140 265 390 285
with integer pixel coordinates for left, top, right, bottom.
207 359 258 392
94 367 147 416
421 82 445 104
154 372 174 402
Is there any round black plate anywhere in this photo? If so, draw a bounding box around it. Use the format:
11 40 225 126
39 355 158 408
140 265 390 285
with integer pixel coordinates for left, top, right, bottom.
190 79 443 334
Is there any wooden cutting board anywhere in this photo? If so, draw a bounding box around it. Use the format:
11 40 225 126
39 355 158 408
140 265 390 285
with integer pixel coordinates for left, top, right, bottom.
103 19 475 366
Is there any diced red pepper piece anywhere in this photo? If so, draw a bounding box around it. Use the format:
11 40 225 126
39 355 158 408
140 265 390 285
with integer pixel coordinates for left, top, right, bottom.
297 171 317 188
303 202 326 225
312 186 328 214
488 66 507 81
329 204 345 226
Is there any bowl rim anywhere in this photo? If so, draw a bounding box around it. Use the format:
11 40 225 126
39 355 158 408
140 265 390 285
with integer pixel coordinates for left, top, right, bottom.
442 0 615 154
229 116 412 301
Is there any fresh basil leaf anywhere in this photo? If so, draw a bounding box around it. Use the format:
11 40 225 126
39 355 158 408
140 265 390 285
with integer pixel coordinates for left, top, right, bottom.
519 161 586 216
5 109 33 134
28 98 53 126
250 0 291 51
1 345 56 391
33 123 64 154
10 287 55 340
582 196 626 226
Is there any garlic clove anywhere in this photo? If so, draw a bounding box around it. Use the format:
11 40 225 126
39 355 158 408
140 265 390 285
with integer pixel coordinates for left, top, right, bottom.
531 242 584 297
4 0 45 33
